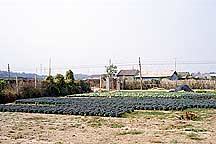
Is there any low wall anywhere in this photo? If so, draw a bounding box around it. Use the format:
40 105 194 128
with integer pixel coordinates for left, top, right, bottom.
123 79 216 90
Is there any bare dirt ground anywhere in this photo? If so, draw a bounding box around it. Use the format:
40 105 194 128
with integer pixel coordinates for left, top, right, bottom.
0 109 216 144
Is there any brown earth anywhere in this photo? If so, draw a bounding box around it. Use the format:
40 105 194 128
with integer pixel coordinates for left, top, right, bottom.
0 109 216 144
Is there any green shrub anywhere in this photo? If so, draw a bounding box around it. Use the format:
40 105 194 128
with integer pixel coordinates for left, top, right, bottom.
0 93 5 103
2 90 16 103
41 81 59 97
18 86 42 99
0 80 14 103
67 84 79 94
78 80 91 93
0 80 6 91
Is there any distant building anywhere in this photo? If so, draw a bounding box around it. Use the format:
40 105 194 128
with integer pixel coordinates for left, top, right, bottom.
116 70 139 81
85 74 106 90
177 72 191 80
209 72 216 80
85 74 103 80
191 72 212 80
136 70 178 81
116 69 139 90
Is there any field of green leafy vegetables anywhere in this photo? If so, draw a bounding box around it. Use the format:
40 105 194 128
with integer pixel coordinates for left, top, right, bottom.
70 91 216 98
0 91 216 117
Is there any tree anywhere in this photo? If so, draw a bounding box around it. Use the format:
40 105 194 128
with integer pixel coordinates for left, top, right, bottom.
105 64 117 77
0 80 6 92
55 74 68 96
55 74 65 86
79 80 91 93
45 75 54 84
0 80 6 103
65 70 75 84
66 70 74 81
105 64 117 91
42 75 59 97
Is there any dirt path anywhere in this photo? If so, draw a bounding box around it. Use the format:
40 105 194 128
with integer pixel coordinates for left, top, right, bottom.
0 109 216 144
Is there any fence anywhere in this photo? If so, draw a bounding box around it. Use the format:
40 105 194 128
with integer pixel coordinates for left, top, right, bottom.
123 79 216 90
160 79 216 90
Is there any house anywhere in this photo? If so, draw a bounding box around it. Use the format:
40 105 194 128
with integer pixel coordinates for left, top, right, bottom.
84 74 106 89
116 70 139 90
136 70 178 81
116 70 139 81
210 73 216 80
177 72 191 80
85 74 103 80
191 72 211 80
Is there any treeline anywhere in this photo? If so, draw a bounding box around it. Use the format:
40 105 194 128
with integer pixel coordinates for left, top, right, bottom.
0 70 91 104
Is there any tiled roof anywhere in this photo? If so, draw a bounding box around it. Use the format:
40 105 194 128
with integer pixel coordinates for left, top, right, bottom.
117 70 139 76
136 70 176 78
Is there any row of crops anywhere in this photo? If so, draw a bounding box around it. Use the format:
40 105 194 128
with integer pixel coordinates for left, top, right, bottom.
0 102 132 117
70 91 216 98
70 91 182 97
15 93 216 105
0 93 216 117
14 97 216 110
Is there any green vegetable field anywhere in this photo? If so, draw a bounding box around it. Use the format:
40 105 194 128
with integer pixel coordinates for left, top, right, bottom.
1 91 216 117
70 91 216 98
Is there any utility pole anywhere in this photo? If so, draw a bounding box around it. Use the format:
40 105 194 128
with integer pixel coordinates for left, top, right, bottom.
8 64 10 84
16 75 19 94
139 57 143 90
49 58 51 76
99 75 102 89
35 67 37 88
109 58 112 91
174 58 177 87
106 59 112 91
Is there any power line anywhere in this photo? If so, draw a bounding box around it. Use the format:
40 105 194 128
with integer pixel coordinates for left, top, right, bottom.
8 64 10 83
3 61 216 73
139 57 142 90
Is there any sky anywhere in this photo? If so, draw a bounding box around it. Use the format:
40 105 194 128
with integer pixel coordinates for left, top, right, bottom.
0 0 216 75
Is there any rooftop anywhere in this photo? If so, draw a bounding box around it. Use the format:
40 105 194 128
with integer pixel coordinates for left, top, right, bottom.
117 70 139 77
136 70 176 78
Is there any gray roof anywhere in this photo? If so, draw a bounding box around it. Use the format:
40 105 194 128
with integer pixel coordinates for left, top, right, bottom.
210 73 216 77
86 74 102 80
192 73 211 79
136 70 177 78
117 70 139 77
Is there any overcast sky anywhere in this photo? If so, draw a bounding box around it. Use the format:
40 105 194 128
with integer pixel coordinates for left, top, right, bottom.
0 0 215 75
